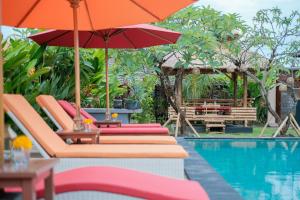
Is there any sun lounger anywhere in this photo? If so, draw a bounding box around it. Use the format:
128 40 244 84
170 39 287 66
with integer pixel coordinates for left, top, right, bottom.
58 99 162 128
4 94 186 179
7 166 209 200
36 95 169 135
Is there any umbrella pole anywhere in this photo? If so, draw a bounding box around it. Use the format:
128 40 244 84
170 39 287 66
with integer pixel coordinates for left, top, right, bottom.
0 30 4 166
70 0 81 117
105 43 111 121
0 0 4 166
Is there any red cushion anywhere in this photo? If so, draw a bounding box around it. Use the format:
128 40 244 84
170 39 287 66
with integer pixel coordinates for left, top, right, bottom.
58 100 77 118
100 127 169 135
121 123 161 128
7 166 209 200
58 100 162 129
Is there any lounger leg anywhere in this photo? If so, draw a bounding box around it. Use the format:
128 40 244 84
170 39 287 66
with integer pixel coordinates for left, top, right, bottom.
45 169 55 200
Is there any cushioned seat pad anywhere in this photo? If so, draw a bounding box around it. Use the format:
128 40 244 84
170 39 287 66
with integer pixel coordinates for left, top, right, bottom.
8 166 209 200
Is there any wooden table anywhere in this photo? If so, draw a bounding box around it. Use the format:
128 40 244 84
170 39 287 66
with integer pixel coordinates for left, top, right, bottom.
0 159 59 200
56 130 100 144
94 120 122 128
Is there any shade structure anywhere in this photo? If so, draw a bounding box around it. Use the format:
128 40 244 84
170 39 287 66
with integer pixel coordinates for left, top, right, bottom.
0 0 195 164
29 24 181 119
2 0 196 30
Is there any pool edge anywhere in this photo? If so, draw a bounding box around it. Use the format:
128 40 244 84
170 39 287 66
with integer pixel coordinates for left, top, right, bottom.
178 137 243 200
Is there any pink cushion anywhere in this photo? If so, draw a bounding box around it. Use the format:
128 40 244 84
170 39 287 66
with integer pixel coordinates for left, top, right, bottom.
121 123 161 128
59 100 163 129
58 100 77 118
58 100 98 129
100 127 169 135
7 166 209 200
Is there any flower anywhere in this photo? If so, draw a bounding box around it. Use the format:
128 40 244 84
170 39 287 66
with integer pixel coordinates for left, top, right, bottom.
12 136 32 150
111 113 118 119
83 118 93 124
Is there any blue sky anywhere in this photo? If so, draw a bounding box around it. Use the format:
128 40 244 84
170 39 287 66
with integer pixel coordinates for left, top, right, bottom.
196 0 300 24
1 0 300 38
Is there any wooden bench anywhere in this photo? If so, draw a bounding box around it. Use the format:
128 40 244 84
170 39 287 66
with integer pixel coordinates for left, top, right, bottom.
164 106 257 134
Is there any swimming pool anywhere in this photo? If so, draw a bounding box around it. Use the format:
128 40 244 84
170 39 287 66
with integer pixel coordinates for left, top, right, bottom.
189 139 300 200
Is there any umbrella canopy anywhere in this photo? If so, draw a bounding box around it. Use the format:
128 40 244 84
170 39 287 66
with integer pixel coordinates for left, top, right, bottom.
28 24 181 48
3 0 196 30
29 24 181 119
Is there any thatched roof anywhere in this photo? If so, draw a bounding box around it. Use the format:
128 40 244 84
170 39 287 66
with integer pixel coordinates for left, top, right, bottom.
161 53 253 76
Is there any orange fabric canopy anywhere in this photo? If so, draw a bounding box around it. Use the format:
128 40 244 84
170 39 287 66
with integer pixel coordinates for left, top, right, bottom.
2 0 196 30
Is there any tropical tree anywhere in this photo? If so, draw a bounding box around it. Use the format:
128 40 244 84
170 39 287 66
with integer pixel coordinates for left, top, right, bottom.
217 8 300 130
114 6 246 130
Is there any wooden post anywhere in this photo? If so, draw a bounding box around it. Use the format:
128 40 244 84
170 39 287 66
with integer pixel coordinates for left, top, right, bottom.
0 4 4 165
232 72 237 107
70 0 81 115
243 73 248 127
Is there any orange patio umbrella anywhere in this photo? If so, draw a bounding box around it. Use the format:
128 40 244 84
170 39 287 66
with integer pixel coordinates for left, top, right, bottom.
0 0 196 163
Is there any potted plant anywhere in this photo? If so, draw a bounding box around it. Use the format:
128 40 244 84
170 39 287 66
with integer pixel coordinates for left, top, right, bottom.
113 98 123 109
124 98 141 110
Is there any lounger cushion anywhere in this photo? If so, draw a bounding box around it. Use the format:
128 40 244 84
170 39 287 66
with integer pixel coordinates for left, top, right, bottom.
4 94 67 156
36 95 75 130
4 94 187 158
100 136 176 144
57 100 169 135
7 166 209 200
37 166 209 200
100 127 169 135
58 99 162 128
56 144 187 158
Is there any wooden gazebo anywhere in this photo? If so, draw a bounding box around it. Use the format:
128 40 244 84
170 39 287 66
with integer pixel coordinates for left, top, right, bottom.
162 54 257 134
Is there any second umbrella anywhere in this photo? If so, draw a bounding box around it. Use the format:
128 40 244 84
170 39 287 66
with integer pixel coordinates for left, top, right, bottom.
29 24 181 120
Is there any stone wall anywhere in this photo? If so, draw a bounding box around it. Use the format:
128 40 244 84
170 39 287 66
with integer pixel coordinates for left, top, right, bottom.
280 91 296 118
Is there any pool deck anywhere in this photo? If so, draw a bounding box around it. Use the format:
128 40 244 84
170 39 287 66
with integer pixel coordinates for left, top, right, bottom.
177 137 243 200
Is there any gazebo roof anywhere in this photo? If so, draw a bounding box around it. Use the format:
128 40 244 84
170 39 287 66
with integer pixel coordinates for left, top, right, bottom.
161 53 253 76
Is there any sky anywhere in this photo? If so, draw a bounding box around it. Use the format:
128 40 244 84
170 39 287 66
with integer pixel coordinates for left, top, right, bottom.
196 0 300 24
1 0 300 38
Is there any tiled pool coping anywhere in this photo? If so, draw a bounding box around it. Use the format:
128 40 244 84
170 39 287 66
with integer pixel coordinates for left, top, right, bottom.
177 137 243 200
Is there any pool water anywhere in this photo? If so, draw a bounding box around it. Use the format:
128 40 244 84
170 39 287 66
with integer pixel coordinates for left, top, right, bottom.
190 139 300 200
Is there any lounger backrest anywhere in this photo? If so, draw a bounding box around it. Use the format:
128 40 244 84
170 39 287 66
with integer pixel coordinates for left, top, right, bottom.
78 107 97 122
58 100 97 129
36 95 74 130
4 94 67 156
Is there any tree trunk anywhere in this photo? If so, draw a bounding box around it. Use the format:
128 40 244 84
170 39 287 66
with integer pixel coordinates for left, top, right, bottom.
156 66 186 135
175 71 185 135
245 70 285 133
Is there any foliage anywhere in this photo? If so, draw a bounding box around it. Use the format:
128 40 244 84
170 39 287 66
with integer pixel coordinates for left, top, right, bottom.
3 31 125 109
216 7 300 127
3 36 50 105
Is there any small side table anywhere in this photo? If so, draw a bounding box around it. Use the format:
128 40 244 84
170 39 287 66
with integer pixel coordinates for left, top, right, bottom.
56 130 100 144
94 120 122 128
0 158 59 200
